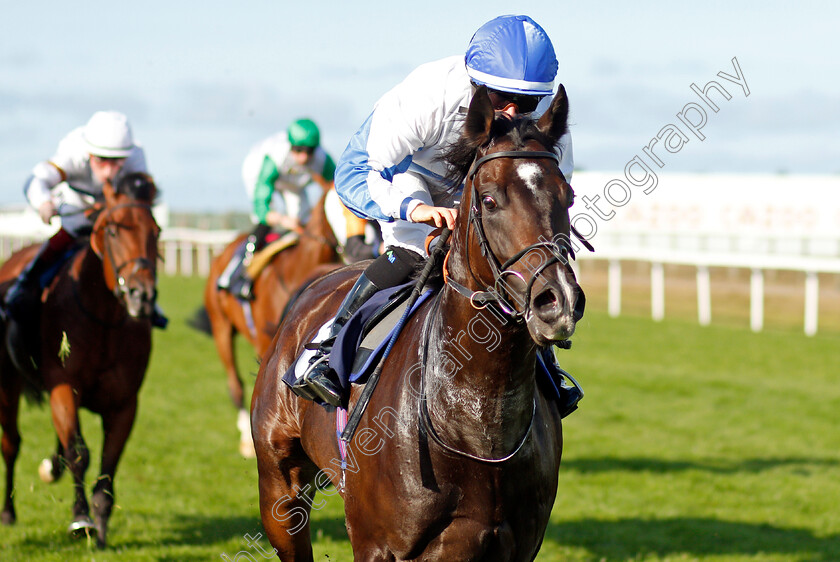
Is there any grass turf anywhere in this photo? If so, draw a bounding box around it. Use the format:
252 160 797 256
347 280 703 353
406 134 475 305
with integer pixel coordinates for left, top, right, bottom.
0 275 837 561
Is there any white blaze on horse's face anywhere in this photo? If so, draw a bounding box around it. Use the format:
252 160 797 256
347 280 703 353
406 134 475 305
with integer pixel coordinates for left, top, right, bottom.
516 163 542 195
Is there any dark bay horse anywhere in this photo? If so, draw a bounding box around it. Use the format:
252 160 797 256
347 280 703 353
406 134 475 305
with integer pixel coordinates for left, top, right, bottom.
203 191 340 456
0 173 160 548
251 85 585 560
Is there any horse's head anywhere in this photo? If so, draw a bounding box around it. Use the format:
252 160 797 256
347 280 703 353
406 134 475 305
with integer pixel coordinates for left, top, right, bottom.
90 172 161 319
442 85 585 345
303 189 340 255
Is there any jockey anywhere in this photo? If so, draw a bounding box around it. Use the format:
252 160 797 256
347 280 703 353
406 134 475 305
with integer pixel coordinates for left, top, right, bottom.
292 15 582 416
221 118 377 297
243 117 334 236
220 118 334 297
2 111 168 329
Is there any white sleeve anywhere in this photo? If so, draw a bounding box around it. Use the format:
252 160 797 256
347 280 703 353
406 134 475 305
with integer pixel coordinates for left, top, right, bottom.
364 92 440 218
25 161 63 209
336 57 465 222
48 128 90 185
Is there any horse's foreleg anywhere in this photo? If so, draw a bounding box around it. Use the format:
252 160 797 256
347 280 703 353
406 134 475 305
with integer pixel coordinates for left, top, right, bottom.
208 303 252 456
49 383 93 537
91 398 137 549
0 367 22 525
208 299 244 408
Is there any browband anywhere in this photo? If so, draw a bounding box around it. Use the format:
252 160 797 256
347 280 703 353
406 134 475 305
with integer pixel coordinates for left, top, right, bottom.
468 150 559 180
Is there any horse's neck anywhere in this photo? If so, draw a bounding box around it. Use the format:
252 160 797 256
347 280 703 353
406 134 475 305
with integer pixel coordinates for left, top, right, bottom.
68 247 121 320
424 288 537 453
301 213 334 255
306 190 331 238
283 200 336 278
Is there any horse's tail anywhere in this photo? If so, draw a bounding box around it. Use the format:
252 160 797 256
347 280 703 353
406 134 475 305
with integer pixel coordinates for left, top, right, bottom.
186 306 213 335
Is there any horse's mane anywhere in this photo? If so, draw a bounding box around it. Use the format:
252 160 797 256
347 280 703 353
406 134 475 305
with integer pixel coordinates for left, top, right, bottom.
436 116 560 189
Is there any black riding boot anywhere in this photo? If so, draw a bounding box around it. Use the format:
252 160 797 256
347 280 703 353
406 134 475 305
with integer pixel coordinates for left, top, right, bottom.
216 246 247 291
234 232 261 300
238 224 273 300
539 347 584 418
2 240 62 371
292 273 380 406
151 303 169 329
3 241 55 321
217 223 270 300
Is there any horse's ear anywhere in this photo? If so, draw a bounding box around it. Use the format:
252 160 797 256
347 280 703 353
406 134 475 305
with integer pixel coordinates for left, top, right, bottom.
464 86 495 147
536 84 569 144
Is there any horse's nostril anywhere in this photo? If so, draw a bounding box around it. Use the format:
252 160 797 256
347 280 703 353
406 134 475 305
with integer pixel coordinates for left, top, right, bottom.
533 289 558 313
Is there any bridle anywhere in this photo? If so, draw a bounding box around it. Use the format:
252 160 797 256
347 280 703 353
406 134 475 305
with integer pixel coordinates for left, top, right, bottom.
411 133 602 463
445 148 593 323
92 201 159 302
418 147 591 463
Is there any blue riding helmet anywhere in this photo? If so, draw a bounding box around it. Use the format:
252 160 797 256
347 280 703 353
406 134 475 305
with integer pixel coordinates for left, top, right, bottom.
465 15 557 96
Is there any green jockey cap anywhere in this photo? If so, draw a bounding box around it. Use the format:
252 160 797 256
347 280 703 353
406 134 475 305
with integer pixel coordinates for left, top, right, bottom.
287 118 320 148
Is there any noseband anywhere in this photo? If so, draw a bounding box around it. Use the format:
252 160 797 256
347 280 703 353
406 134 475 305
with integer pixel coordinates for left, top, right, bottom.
447 149 588 323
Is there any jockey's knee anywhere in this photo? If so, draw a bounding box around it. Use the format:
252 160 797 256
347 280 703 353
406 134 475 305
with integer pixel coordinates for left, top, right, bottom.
364 246 424 289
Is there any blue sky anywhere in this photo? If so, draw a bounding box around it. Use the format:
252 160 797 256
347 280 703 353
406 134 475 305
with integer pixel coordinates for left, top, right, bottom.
1 1 838 211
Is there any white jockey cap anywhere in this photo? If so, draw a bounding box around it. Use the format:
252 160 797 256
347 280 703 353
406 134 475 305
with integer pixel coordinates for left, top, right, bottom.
82 111 135 158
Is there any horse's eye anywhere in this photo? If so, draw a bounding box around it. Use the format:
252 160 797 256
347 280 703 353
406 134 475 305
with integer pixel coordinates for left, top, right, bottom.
482 196 497 211
107 225 118 237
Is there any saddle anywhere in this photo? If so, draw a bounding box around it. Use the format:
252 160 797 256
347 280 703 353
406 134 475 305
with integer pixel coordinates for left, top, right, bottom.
281 282 433 395
281 282 579 412
245 231 299 279
219 231 298 300
334 282 430 384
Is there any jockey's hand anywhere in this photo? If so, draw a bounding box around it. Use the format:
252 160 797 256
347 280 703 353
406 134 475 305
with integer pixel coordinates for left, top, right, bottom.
39 200 56 224
409 204 458 229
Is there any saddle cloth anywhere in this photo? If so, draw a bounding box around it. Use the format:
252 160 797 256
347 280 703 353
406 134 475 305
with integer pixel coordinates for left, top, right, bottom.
220 230 297 299
281 282 434 396
279 280 569 404
245 231 299 279
39 246 82 289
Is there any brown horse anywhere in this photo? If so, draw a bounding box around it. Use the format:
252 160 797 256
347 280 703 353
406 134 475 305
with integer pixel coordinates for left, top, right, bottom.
0 173 160 548
251 85 585 560
203 191 340 456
